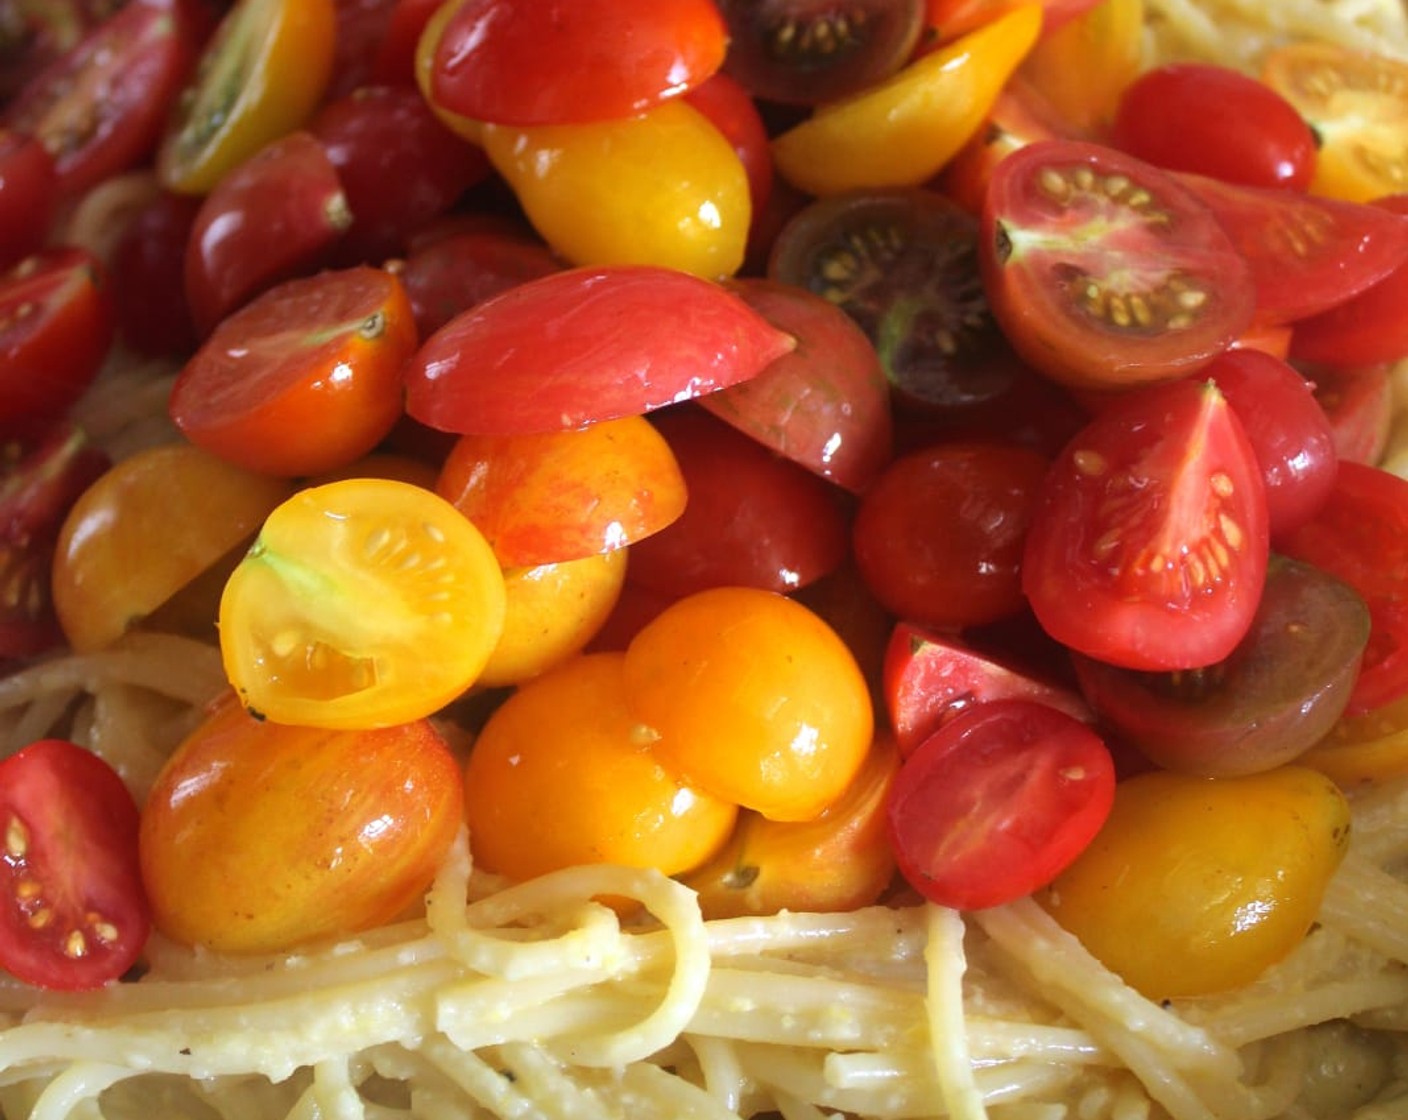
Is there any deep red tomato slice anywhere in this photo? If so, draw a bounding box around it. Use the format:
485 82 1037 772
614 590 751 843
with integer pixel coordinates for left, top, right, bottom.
426 0 727 126
3 0 200 198
0 738 150 990
0 247 117 441
0 130 57 270
1177 172 1408 327
1278 461 1408 717
1022 378 1270 671
403 266 797 435
886 697 1115 910
979 139 1256 390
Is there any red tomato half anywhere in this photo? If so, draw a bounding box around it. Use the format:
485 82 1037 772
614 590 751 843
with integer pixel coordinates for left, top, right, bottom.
0 131 56 269
0 739 150 990
1022 378 1269 671
886 698 1115 910
980 140 1255 390
404 266 796 435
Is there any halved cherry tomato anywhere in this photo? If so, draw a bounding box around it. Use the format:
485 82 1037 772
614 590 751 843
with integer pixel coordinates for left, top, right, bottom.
0 247 116 441
218 478 506 729
0 738 149 990
922 0 1100 47
4 0 201 198
404 266 795 435
424 0 726 126
370 0 442 88
771 4 1041 197
1302 689 1408 789
0 130 56 269
182 130 350 335
683 72 774 220
1278 462 1408 717
325 0 399 100
1015 0 1142 133
1311 364 1394 467
1023 378 1270 671
980 140 1256 390
140 692 463 953
170 267 417 478
435 415 687 567
0 1 117 102
1111 63 1317 191
886 697 1114 910
109 188 201 357
0 426 109 659
157 0 336 194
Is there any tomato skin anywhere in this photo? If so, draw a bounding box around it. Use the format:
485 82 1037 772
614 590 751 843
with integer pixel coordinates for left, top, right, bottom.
404 266 796 436
426 0 726 126
0 131 57 270
1023 378 1270 671
682 72 774 220
110 188 201 357
886 698 1115 911
1312 364 1394 468
1015 0 1142 134
171 267 417 478
1110 63 1316 191
140 693 463 954
0 739 149 990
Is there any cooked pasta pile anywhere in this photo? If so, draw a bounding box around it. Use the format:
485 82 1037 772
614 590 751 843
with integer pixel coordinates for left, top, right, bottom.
1142 0 1408 66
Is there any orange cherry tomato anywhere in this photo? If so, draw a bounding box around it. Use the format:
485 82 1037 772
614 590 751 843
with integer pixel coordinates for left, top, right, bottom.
170 267 418 478
435 416 687 567
140 693 463 954
1016 0 1143 134
622 586 874 822
463 652 738 882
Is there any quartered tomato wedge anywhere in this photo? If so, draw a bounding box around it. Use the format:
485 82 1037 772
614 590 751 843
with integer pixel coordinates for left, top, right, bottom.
980 140 1255 390
404 266 796 435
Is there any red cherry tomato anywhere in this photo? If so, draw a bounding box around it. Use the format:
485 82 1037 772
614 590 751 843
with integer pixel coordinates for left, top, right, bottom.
425 0 728 126
1023 378 1270 671
110 189 202 357
886 698 1115 910
0 738 150 990
1111 63 1317 191
404 266 796 435
371 0 443 88
4 0 201 198
0 130 57 269
326 0 400 99
980 140 1256 390
1312 364 1394 467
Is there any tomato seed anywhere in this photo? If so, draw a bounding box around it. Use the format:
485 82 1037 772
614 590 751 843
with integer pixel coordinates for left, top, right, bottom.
4 815 27 858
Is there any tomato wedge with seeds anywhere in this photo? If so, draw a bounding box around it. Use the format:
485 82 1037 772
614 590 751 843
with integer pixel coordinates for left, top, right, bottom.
404 265 796 435
980 140 1255 391
170 267 418 478
1023 378 1269 671
0 738 150 990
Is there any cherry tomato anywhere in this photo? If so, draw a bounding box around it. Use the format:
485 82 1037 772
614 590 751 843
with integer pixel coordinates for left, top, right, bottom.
980 140 1256 390
717 0 925 106
52 443 292 652
1311 364 1394 467
1111 63 1317 191
1073 555 1370 777
109 188 201 357
4 0 201 199
434 415 688 567
771 4 1040 197
171 267 417 478
700 279 893 494
883 621 1091 757
1043 766 1351 1000
182 130 350 335
626 407 850 597
424 0 726 126
1177 172 1408 327
853 440 1049 630
370 0 442 88
464 652 737 882
1023 378 1270 671
157 0 336 194
1278 462 1408 718
682 72 774 220
0 130 56 269
1302 690 1408 790
886 698 1114 910
0 739 149 990
325 0 399 100
0 247 116 441
218 478 506 729
1015 0 1142 133
1261 43 1407 204
623 586 874 822
0 1 118 102
140 693 463 954
404 266 795 436
0 426 109 659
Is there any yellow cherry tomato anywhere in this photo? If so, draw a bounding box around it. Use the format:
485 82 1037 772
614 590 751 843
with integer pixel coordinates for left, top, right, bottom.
770 4 1041 197
622 586 874 822
219 478 506 729
1300 691 1408 790
157 0 336 194
1018 0 1144 134
52 443 292 652
412 0 488 145
1042 767 1352 1001
479 99 751 279
463 652 738 882
478 550 628 688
